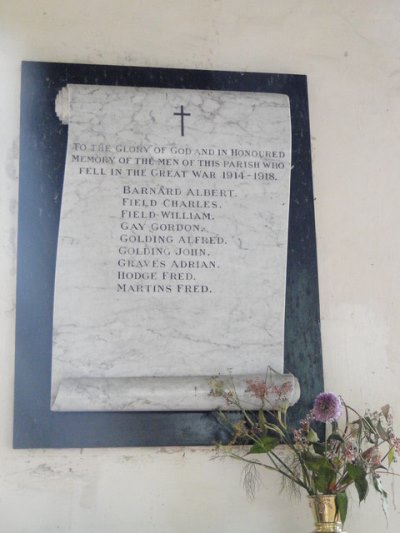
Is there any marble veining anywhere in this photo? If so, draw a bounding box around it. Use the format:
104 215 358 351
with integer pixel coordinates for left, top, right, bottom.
52 84 292 411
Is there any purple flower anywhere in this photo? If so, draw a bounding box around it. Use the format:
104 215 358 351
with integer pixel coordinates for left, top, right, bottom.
312 392 342 423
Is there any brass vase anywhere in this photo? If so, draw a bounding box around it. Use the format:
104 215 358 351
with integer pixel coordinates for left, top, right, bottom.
308 495 347 533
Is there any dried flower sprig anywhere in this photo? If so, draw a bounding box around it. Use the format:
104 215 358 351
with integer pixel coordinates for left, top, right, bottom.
211 377 400 525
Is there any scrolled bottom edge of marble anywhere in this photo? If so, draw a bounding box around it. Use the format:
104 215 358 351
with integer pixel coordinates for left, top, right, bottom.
51 372 300 412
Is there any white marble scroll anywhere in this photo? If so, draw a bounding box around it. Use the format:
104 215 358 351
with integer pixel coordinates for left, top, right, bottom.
51 84 293 411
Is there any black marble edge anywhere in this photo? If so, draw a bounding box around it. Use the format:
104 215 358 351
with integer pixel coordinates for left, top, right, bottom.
14 61 322 448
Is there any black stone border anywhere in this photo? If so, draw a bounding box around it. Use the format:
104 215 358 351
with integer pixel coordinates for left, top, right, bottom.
13 61 323 448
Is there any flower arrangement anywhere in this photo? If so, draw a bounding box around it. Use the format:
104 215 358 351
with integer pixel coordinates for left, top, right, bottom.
210 375 400 525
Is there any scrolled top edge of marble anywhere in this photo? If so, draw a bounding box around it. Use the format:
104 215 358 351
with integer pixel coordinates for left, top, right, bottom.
55 86 70 125
55 84 290 126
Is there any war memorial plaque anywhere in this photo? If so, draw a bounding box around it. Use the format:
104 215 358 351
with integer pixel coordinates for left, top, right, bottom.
14 62 322 447
51 84 292 411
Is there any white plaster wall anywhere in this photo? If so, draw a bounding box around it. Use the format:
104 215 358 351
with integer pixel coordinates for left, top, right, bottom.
1 1 400 531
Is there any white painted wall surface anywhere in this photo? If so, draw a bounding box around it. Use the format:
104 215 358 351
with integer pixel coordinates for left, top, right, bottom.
1 1 400 531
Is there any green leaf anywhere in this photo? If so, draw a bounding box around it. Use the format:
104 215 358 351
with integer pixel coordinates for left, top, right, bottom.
258 410 267 431
312 442 326 456
346 463 369 502
306 429 319 443
355 474 368 502
388 447 396 466
249 435 280 454
372 476 388 522
364 416 375 430
363 416 376 442
346 463 363 480
304 456 336 493
327 433 344 444
381 404 390 421
304 456 330 473
377 420 389 441
349 420 362 441
314 466 336 494
372 476 387 498
336 493 348 524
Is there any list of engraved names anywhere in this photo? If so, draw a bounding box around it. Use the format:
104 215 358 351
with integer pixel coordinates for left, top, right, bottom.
70 141 287 295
